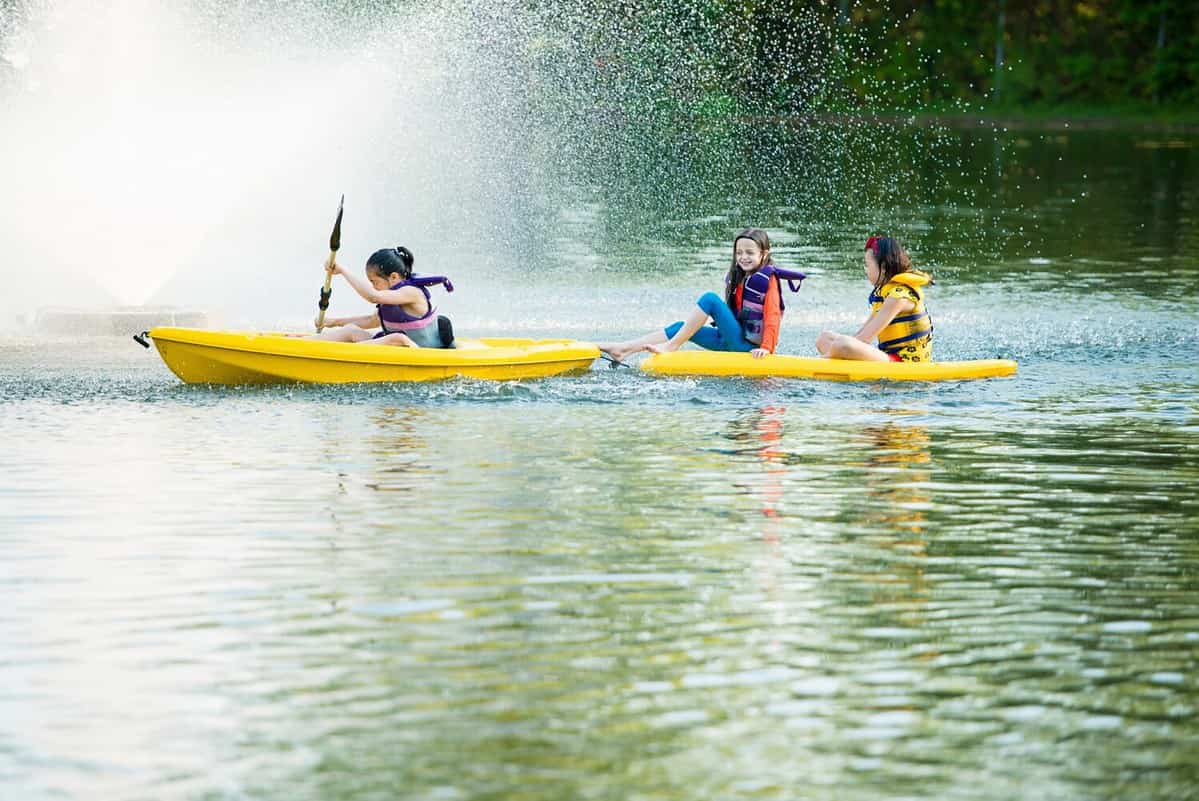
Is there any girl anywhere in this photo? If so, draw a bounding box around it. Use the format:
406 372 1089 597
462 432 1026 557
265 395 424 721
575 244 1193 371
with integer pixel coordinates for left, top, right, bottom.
815 236 933 362
598 228 803 362
310 246 454 348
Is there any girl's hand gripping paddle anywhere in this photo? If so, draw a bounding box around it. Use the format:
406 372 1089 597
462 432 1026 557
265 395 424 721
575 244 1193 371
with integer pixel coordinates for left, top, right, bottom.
315 195 344 331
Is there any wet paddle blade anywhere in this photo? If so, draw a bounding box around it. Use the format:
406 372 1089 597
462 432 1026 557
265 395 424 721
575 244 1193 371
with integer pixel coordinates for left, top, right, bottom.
329 194 344 251
316 195 344 332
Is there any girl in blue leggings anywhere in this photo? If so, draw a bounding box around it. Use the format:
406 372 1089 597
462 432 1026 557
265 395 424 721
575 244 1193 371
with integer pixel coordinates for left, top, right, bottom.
599 228 792 362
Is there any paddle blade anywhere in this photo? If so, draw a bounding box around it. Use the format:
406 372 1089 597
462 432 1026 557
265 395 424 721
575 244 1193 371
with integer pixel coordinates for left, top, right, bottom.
329 194 344 251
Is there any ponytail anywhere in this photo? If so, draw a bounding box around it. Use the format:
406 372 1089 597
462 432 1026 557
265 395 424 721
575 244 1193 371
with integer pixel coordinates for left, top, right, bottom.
367 246 415 280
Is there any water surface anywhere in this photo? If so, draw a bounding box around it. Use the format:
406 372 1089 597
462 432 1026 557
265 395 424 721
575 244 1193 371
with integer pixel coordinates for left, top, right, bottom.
2 127 1197 800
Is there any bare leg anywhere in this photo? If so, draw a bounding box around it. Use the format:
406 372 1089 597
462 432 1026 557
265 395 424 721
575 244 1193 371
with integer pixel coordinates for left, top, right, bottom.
646 305 708 354
364 332 417 348
597 329 669 361
305 324 375 342
814 330 835 356
816 331 890 361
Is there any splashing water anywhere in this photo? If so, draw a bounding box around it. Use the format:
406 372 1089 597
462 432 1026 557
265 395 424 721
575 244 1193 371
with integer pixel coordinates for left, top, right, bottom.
0 0 986 325
0 0 558 318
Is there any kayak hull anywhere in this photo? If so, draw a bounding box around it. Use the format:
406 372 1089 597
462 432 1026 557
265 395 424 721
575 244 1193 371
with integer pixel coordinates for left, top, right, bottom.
148 327 600 385
641 350 1017 382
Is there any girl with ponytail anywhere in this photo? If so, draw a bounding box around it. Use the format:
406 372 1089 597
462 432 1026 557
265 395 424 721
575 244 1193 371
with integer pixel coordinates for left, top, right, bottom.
308 245 455 348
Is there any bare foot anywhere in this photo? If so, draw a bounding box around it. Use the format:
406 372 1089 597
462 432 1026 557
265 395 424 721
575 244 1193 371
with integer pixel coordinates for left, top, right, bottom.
598 343 637 361
645 341 680 355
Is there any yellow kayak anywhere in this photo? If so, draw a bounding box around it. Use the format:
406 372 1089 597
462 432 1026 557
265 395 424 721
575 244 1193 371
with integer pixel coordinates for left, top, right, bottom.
145 327 600 385
641 350 1017 382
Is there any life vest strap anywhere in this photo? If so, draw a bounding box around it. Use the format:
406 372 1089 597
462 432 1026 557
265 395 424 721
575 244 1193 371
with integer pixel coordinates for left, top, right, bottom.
406 274 454 293
772 266 806 293
890 311 928 325
381 311 437 332
879 329 931 352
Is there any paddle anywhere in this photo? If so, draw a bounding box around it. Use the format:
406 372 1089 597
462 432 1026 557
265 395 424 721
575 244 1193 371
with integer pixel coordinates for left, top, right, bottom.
599 354 631 369
314 195 345 332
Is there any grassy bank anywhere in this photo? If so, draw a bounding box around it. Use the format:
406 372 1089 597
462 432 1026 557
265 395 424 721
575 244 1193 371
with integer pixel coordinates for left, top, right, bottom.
735 106 1199 134
906 103 1199 132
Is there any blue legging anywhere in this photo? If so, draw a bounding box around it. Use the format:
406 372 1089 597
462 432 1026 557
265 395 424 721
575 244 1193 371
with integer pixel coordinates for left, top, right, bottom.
663 292 754 352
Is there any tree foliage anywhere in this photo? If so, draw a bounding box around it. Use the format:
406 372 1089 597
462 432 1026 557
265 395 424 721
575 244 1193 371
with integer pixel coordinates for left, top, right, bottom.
536 0 1199 115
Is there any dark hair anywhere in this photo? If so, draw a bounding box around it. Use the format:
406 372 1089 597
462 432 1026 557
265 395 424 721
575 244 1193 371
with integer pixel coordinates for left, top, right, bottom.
366 246 415 280
724 228 773 309
865 236 914 290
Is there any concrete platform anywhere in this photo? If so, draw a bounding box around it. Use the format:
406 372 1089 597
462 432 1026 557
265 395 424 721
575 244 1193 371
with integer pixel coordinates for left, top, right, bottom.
34 306 209 336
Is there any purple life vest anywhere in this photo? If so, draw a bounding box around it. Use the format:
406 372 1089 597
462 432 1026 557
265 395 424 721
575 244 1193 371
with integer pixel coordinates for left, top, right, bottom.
734 264 806 345
377 274 454 333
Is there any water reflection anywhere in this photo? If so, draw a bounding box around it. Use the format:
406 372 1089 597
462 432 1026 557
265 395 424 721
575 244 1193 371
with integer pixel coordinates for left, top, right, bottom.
2 120 1198 800
856 415 933 632
362 406 435 492
723 405 788 537
1 354 1197 799
860 417 932 536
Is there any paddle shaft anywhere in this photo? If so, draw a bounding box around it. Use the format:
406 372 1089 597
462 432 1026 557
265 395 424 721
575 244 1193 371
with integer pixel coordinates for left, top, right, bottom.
315 250 337 331
315 196 345 332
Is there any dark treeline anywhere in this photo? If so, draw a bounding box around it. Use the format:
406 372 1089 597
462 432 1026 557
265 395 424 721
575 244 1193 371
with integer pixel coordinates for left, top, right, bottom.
534 0 1199 115
845 0 1198 110
2 0 1194 112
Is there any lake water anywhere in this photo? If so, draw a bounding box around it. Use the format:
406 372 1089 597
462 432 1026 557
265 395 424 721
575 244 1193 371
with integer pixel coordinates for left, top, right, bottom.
2 125 1197 800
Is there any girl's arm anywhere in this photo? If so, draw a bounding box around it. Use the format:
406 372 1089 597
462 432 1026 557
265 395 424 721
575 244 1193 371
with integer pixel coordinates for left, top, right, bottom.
332 263 426 306
853 295 913 343
752 278 783 358
322 312 381 328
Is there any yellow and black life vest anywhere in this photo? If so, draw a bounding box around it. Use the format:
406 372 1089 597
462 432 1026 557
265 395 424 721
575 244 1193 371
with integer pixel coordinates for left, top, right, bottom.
869 271 933 361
